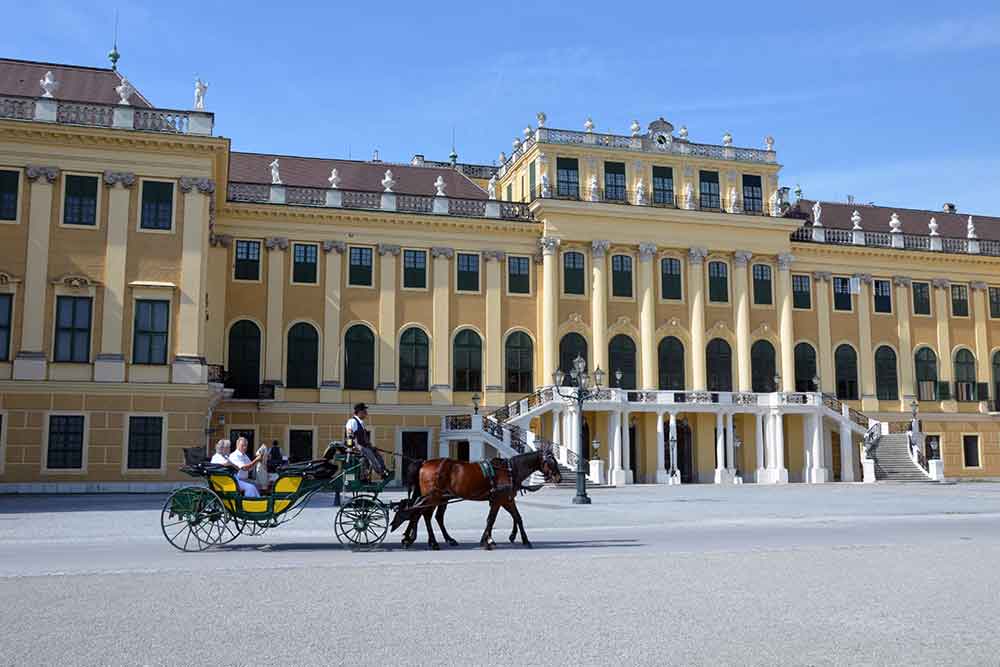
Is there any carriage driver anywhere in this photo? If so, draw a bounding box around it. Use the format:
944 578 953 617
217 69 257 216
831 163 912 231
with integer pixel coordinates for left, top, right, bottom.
345 403 389 481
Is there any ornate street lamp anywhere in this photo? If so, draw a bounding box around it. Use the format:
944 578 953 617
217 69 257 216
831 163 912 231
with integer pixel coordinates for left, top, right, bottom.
552 355 605 505
471 392 481 415
813 375 821 392
773 374 782 393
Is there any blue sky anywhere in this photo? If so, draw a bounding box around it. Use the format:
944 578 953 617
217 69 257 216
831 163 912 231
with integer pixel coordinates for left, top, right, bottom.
7 0 1000 213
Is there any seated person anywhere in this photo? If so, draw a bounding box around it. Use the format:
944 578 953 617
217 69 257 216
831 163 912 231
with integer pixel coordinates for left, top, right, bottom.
267 440 284 473
211 439 233 465
228 437 262 498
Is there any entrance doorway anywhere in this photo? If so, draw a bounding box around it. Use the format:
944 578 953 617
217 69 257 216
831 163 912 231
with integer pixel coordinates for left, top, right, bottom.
664 418 694 483
454 440 470 461
288 429 313 463
628 423 638 480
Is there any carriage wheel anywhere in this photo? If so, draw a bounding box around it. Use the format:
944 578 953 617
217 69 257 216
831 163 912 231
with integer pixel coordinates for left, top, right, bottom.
161 487 232 552
334 496 388 546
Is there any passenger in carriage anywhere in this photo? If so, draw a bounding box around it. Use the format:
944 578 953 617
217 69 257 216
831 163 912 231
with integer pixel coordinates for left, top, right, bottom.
211 439 232 466
228 436 262 498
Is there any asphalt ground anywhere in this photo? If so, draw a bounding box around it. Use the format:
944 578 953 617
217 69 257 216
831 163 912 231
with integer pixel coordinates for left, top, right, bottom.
2 482 1000 666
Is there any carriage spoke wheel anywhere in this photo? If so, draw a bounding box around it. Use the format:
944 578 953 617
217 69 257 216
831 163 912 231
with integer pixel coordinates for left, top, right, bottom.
334 496 388 546
161 487 232 552
231 518 269 538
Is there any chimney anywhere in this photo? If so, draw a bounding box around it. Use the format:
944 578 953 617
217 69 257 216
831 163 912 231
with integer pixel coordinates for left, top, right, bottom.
846 194 855 204
372 149 381 163
942 202 956 214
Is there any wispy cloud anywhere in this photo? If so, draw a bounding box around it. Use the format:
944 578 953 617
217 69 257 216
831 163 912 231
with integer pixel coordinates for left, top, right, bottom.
822 14 1000 58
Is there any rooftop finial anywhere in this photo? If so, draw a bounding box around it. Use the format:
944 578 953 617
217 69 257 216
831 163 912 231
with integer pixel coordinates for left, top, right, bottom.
449 126 458 165
108 10 120 71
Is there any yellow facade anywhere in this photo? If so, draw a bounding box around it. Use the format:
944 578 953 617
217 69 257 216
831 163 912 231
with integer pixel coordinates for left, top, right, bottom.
1 64 999 490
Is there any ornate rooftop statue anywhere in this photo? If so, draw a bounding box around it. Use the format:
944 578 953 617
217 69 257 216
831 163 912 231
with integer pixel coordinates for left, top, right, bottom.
630 120 641 136
39 70 59 98
434 175 447 197
722 132 733 146
765 135 775 151
889 212 902 233
487 175 497 200
536 111 547 127
928 217 939 236
967 216 977 239
851 210 863 230
678 126 688 140
269 159 281 185
327 168 341 189
381 169 396 193
584 117 594 133
812 201 823 227
194 78 208 110
115 78 134 105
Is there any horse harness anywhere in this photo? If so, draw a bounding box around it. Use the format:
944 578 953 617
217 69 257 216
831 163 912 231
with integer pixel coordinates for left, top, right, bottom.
479 458 515 499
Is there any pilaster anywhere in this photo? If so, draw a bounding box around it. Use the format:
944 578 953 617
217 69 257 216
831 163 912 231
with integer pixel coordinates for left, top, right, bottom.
431 247 453 405
172 177 215 384
733 250 752 391
263 237 287 390
638 243 657 389
591 240 610 374
321 241 345 403
970 281 991 412
776 253 795 392
854 273 876 409
932 278 957 412
688 247 708 390
14 166 58 380
894 276 915 409
813 272 835 393
95 171 135 382
540 237 560 382
376 243 399 404
484 250 505 406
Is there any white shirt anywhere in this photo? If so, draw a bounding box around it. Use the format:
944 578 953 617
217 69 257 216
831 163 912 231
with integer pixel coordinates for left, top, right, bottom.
345 416 366 437
229 450 252 480
210 453 229 465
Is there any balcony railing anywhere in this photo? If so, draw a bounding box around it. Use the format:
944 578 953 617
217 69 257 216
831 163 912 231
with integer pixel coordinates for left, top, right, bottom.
0 93 214 135
226 182 534 221
531 186 776 216
792 224 1000 258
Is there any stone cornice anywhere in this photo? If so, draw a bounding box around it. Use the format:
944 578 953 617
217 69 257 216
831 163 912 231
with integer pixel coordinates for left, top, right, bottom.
0 118 226 155
791 237 1000 267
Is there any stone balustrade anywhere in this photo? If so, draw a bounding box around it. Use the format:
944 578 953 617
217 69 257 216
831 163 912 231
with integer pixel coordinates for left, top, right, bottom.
0 93 214 136
792 223 1000 258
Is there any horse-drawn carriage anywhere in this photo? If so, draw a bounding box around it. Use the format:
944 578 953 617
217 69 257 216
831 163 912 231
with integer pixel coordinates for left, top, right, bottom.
160 444 394 551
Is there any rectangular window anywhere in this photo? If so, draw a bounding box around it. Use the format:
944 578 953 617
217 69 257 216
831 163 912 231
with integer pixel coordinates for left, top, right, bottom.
611 255 633 298
699 171 720 210
963 434 980 468
556 158 579 198
127 416 163 469
403 249 427 289
507 256 530 294
792 274 811 309
708 261 728 303
456 253 480 292
925 435 940 460
234 240 261 281
752 264 773 305
54 296 91 363
652 166 674 205
604 162 626 201
62 174 99 226
349 247 373 286
47 415 84 469
912 282 931 315
833 277 852 311
0 169 18 221
742 174 763 213
873 279 892 313
660 257 682 300
133 300 169 365
0 293 10 361
951 284 969 317
292 243 318 284
563 252 585 295
528 161 536 200
140 181 174 230
505 184 512 202
990 287 1000 319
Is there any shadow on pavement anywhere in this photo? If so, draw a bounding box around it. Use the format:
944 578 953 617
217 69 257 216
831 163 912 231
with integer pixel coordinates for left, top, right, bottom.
0 493 169 514
213 538 641 553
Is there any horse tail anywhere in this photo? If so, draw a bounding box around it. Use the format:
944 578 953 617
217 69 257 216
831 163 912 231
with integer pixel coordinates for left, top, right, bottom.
404 459 424 502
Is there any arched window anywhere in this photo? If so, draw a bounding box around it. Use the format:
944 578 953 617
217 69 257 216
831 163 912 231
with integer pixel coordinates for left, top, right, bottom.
835 345 858 400
874 346 899 400
505 332 533 394
751 340 776 392
609 335 637 389
558 333 588 385
794 342 817 392
286 323 319 389
227 320 261 399
453 329 482 392
658 337 684 390
344 325 375 390
399 327 429 391
915 347 938 401
954 349 977 401
563 252 585 295
706 338 732 392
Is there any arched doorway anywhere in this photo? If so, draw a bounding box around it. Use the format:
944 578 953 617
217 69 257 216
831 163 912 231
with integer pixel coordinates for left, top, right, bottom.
664 416 694 483
227 320 261 399
559 333 588 385
609 334 637 389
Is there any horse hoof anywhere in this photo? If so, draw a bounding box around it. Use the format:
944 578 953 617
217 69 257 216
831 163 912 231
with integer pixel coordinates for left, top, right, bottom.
523 541 533 549
430 543 440 551
509 535 517 543
447 539 459 547
401 541 411 549
483 543 494 551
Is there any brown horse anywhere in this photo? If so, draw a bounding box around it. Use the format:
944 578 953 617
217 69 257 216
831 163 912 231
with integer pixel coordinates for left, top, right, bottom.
391 448 561 550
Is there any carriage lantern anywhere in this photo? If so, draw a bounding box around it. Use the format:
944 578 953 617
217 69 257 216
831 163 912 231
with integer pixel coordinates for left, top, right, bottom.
552 354 604 505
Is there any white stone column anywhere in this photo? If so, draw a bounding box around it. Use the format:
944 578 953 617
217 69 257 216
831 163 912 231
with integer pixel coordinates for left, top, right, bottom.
734 251 753 391
714 411 728 483
814 272 835 394
771 411 788 483
591 240 610 373
263 237 287 389
839 421 856 482
172 178 213 384
894 276 915 410
376 243 399 404
469 438 485 462
13 166 59 380
776 253 796 392
484 250 505 406
725 412 736 475
638 243 657 389
932 279 956 411
621 411 633 484
668 413 681 484
655 411 668 483
431 247 453 405
808 413 829 482
802 414 813 481
321 241 345 403
754 412 766 483
540 237 560 382
95 172 134 382
688 248 709 389
610 410 626 486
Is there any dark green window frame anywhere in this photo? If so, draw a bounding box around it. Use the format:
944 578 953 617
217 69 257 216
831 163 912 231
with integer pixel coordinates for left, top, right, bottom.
507 256 530 294
611 255 633 298
127 416 163 469
708 261 728 303
604 162 626 201
63 174 98 226
234 240 261 281
652 166 673 205
0 169 18 221
951 284 969 317
286 323 319 389
699 171 720 210
556 158 579 198
792 274 811 309
140 181 174 230
563 252 585 295
47 415 84 469
742 174 763 213
348 247 373 286
0 293 10 362
912 282 931 315
833 277 852 311
453 329 482 392
403 249 427 289
292 243 318 284
456 253 480 292
989 287 1000 319
133 299 169 365
752 264 772 305
660 257 682 300
54 296 91 363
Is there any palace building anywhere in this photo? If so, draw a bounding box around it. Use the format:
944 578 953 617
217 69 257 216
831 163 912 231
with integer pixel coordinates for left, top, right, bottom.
1 56 998 491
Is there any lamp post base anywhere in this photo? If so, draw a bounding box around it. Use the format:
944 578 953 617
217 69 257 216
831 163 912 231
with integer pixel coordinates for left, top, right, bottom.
572 494 592 504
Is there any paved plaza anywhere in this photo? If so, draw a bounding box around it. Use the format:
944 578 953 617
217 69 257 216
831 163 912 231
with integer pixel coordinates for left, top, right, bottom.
2 483 1000 666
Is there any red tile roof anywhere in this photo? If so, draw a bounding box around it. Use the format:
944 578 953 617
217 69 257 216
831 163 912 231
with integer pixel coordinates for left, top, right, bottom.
228 151 487 199
0 58 152 107
788 199 1000 241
